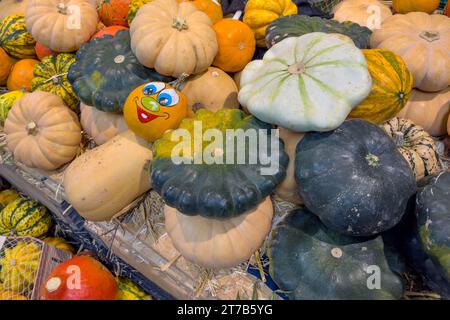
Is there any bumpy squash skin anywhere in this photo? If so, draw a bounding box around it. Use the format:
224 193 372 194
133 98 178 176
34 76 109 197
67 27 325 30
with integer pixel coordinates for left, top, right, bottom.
268 209 405 300
295 119 416 236
0 15 36 59
0 189 20 210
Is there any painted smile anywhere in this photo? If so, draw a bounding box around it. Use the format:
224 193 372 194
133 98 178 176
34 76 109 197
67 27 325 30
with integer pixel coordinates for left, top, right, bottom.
134 97 169 123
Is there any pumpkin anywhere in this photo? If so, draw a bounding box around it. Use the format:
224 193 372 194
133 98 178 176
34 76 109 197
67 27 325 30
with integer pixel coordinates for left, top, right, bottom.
295 119 416 236
178 67 239 117
80 103 128 145
0 241 41 292
397 88 450 137
0 90 27 125
127 0 153 25
238 33 372 132
0 197 52 238
7 58 39 91
0 48 13 85
40 255 118 300
234 71 242 91
221 0 248 16
68 30 170 113
349 49 413 124
0 15 36 59
393 0 440 14
382 118 441 180
179 0 223 24
243 0 298 47
268 208 404 300
166 197 273 269
31 53 78 111
0 291 28 300
64 131 152 221
0 189 20 210
35 42 56 61
265 15 372 49
445 2 450 18
371 12 450 92
26 0 98 52
151 108 288 218
4 91 81 171
130 0 218 78
91 25 129 39
123 82 188 142
332 0 392 31
117 277 152 300
213 18 256 72
43 237 75 254
0 0 30 21
98 0 130 27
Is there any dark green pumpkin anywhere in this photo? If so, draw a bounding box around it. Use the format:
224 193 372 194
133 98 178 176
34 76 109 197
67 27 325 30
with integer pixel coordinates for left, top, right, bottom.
151 109 288 219
68 30 171 113
268 208 405 300
295 119 416 236
265 15 372 49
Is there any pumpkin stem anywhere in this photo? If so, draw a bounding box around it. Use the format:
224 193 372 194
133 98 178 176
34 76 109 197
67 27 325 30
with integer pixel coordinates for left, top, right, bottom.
331 248 342 258
170 72 190 91
365 153 380 167
172 17 189 31
114 55 125 64
394 132 404 147
26 121 38 135
288 62 306 74
232 10 243 21
56 3 69 15
419 31 440 42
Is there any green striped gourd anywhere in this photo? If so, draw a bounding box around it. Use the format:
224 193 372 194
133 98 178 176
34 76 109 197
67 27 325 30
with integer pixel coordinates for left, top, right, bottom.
0 14 36 59
0 90 27 125
117 277 152 300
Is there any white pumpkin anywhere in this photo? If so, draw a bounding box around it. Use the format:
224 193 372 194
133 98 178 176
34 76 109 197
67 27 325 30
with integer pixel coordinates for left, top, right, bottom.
333 0 392 31
238 32 372 132
0 0 30 21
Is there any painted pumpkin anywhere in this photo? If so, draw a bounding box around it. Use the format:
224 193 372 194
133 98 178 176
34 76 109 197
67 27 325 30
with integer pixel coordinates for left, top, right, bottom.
0 189 20 210
397 88 450 137
0 90 27 125
382 118 441 180
221 0 248 16
0 48 13 85
333 0 392 31
124 82 188 142
238 33 372 132
265 15 372 49
117 277 152 300
0 0 30 21
371 12 450 92
178 0 223 24
243 0 298 47
349 49 413 124
268 208 404 300
0 15 36 59
40 255 118 300
166 197 273 269
4 92 81 171
92 25 128 39
7 58 39 91
26 0 98 52
393 0 440 14
43 237 75 254
35 42 56 61
127 0 153 25
213 19 256 72
68 30 171 113
98 0 130 27
295 119 416 236
151 108 288 218
130 0 218 78
31 53 78 111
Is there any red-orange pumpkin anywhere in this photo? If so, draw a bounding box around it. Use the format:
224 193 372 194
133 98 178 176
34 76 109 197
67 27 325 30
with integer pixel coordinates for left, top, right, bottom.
35 42 56 61
98 0 130 27
0 48 13 85
92 25 129 39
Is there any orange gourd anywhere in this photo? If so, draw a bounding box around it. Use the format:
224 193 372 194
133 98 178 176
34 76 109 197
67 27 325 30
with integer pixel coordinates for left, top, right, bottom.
98 0 130 27
393 0 440 14
7 59 39 91
35 42 55 61
92 25 129 39
0 48 13 85
178 0 223 24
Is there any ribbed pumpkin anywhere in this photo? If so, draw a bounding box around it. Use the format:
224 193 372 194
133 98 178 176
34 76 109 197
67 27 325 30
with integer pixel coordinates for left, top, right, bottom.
0 90 27 125
31 53 78 111
7 58 39 91
332 0 392 31
127 0 153 25
393 0 440 14
98 0 130 27
349 49 413 124
34 42 56 61
178 0 224 24
0 189 20 210
0 48 13 85
0 0 30 21
43 237 75 254
0 15 36 59
116 277 152 300
382 118 441 180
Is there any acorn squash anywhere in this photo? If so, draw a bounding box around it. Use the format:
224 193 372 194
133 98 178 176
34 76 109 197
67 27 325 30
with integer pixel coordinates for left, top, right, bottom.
0 14 36 59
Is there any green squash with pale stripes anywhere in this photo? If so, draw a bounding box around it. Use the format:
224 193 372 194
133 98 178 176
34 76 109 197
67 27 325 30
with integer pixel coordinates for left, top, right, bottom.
0 14 36 59
117 277 152 300
0 197 52 238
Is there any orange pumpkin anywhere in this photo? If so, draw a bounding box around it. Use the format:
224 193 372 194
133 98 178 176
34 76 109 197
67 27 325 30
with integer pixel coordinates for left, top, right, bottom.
393 0 440 14
213 19 256 72
124 82 188 142
178 0 223 24
98 0 130 27
92 25 129 39
0 48 13 85
445 2 450 17
35 42 56 61
7 59 39 91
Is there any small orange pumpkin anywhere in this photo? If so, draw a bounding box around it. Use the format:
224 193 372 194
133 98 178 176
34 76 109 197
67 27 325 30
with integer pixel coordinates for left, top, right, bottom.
213 19 256 72
98 0 130 27
35 42 56 61
0 48 13 85
7 59 39 91
124 82 188 142
92 25 129 39
178 0 223 24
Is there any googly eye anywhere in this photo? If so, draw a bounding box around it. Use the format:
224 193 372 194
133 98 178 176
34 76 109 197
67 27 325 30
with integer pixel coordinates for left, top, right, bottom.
157 89 179 107
142 82 165 96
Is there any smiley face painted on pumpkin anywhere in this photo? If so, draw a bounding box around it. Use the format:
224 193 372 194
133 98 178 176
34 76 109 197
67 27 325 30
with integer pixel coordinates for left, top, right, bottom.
124 82 188 142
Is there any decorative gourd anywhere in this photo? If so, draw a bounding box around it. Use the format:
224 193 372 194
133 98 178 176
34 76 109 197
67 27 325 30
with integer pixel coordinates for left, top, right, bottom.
130 0 218 78
295 119 416 236
26 0 98 52
165 197 273 269
268 208 404 300
92 25 128 39
179 67 239 117
178 0 223 24
64 131 152 221
151 109 288 218
80 103 128 145
68 30 170 113
349 49 413 124
7 58 39 91
0 48 13 85
43 237 75 253
0 291 28 300
35 42 56 61
265 15 372 49
213 19 256 72
0 15 36 59
371 12 450 92
0 90 27 125
238 33 372 132
127 0 153 25
333 0 392 31
397 88 450 137
98 0 130 27
393 0 440 14
0 241 41 292
40 255 118 300
0 0 30 21
4 91 81 171
31 53 78 111
382 118 441 180
0 189 20 210
117 277 152 300
221 0 247 16
243 0 298 47
123 82 188 142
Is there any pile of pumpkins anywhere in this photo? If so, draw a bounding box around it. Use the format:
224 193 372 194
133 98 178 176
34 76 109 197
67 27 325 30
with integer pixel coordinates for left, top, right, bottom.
0 0 448 300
